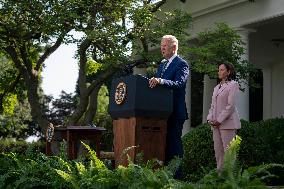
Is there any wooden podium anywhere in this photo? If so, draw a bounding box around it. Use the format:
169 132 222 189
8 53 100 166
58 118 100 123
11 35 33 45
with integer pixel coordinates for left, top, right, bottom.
109 75 172 167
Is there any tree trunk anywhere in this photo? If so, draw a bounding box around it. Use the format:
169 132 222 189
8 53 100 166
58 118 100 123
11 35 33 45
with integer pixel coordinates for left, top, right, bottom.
68 91 90 125
84 83 102 125
5 46 49 133
25 74 49 132
67 38 91 126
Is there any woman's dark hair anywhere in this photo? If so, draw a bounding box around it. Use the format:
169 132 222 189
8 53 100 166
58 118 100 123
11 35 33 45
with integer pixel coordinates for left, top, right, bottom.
218 61 236 81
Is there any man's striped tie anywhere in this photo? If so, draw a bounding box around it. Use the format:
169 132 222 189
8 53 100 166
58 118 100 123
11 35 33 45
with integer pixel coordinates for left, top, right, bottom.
160 60 169 78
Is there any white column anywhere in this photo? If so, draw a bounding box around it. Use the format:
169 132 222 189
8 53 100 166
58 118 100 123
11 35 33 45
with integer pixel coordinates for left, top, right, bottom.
235 28 253 121
236 84 249 121
262 66 272 119
202 75 217 123
271 62 284 118
182 68 191 136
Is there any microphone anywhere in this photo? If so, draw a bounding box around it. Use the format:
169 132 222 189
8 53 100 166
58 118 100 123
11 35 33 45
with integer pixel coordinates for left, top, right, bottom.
123 59 146 74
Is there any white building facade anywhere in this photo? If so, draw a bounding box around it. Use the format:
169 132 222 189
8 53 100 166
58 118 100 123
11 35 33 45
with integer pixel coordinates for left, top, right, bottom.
164 0 284 132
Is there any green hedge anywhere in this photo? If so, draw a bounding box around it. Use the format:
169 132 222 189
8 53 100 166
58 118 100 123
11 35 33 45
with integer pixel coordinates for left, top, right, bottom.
181 123 215 181
182 118 284 183
0 139 273 189
94 114 113 151
0 138 44 154
238 118 284 167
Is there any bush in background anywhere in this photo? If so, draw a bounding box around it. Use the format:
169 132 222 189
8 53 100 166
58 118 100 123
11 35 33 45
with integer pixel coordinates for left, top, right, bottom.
182 118 284 184
94 113 113 151
93 85 114 152
238 118 284 166
0 138 44 154
238 118 284 185
182 123 215 181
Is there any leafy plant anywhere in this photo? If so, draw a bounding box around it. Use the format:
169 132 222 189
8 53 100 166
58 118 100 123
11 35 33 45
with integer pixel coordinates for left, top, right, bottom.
55 142 118 188
195 136 282 189
0 138 44 154
181 123 215 181
53 142 178 189
1 137 283 188
0 152 70 189
189 23 257 89
182 118 284 185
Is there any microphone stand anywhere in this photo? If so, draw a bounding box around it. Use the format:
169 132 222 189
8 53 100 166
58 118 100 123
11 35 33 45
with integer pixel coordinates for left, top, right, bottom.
122 60 146 75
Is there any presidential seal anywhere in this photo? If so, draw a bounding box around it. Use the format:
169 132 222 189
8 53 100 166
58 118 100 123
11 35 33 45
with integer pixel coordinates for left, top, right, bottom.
115 82 127 105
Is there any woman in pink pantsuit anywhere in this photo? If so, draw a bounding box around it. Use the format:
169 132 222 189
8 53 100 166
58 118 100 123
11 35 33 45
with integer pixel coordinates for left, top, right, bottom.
207 62 241 172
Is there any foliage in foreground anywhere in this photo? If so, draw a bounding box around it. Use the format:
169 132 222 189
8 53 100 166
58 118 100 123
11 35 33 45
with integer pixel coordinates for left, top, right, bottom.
0 138 282 189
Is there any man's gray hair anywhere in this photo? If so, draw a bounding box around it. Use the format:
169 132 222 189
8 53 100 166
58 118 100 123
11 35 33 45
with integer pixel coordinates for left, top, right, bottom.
162 35 179 50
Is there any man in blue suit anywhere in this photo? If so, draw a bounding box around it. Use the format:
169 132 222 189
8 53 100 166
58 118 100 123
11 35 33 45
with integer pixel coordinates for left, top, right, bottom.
149 35 189 175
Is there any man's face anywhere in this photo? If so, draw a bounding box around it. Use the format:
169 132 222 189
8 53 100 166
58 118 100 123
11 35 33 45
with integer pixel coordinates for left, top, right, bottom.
160 39 175 59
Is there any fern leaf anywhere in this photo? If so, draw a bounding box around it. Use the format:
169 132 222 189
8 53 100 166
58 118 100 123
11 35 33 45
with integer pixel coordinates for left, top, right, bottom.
55 169 73 182
81 141 106 169
75 162 86 175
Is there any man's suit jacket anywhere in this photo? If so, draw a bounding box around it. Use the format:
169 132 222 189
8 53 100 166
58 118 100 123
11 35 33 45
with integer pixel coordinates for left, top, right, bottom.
207 80 241 130
156 56 189 120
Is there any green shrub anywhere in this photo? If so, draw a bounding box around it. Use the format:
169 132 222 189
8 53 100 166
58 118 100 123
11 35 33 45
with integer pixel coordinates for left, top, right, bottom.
0 142 183 189
195 136 282 189
181 123 215 181
238 118 284 185
182 118 284 184
0 152 72 188
0 138 44 154
0 140 70 188
238 118 284 166
1 139 280 189
94 113 113 151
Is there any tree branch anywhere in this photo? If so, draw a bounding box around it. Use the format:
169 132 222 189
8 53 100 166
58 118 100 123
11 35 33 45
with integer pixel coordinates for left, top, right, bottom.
19 44 33 75
140 36 149 52
150 0 167 12
4 46 28 75
122 33 134 46
35 31 69 71
86 65 119 95
78 38 92 92
86 55 135 97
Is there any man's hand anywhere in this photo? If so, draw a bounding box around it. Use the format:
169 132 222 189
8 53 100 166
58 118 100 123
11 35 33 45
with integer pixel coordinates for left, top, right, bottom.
149 77 160 88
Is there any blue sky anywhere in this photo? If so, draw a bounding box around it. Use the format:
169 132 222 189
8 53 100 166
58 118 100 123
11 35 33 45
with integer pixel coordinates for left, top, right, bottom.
41 43 78 98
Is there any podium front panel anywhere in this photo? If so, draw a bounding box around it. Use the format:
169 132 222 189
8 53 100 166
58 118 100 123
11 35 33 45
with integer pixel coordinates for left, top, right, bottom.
109 75 173 119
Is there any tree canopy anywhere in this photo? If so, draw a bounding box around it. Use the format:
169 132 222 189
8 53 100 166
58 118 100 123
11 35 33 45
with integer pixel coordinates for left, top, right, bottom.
0 0 192 133
0 0 255 137
189 23 255 87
